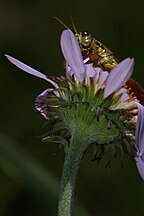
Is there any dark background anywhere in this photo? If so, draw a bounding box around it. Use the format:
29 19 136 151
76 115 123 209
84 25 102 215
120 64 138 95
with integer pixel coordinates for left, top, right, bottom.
0 0 144 215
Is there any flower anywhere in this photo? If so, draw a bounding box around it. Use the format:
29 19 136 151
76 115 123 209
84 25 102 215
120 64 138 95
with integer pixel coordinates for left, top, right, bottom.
5 29 144 180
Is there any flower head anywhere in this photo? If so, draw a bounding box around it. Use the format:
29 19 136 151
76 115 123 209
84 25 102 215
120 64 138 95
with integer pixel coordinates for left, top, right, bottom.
5 29 144 179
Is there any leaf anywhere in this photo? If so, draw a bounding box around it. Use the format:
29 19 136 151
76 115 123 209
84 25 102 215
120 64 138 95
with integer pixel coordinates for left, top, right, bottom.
42 135 68 153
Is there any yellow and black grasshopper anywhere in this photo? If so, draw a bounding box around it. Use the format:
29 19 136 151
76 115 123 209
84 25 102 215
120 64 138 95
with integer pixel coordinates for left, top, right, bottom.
54 16 144 104
75 30 144 104
75 31 118 71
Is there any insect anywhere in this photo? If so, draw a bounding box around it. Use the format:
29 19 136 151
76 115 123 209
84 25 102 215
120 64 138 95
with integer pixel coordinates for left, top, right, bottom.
75 30 144 105
75 31 118 71
53 16 144 105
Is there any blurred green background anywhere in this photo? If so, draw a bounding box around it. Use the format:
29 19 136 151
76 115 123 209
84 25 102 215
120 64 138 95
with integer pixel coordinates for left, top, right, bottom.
1 0 144 215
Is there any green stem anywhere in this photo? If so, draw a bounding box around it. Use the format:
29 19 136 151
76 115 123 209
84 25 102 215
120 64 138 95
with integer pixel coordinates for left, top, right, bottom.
58 132 88 216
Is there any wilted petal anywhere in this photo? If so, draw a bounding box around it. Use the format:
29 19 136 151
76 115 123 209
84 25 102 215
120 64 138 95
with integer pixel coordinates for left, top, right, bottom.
104 58 134 98
35 88 54 119
60 29 85 82
5 54 58 88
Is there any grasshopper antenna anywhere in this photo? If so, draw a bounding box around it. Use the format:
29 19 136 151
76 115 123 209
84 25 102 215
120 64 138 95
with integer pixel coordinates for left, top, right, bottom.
52 16 69 29
68 3 78 34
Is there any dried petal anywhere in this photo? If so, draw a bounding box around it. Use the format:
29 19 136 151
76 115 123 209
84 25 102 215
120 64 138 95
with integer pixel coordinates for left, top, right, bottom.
35 88 54 119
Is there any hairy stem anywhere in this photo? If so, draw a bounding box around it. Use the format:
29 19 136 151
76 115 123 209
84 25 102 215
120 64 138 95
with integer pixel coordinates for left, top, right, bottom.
58 132 88 216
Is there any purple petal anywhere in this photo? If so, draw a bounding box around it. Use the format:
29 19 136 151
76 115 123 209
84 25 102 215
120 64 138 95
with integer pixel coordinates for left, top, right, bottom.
60 29 85 82
84 64 97 84
115 88 127 97
135 103 144 180
104 58 134 98
135 103 144 154
99 70 109 87
85 64 97 78
35 88 54 119
84 57 90 64
128 100 138 106
5 54 58 88
66 63 73 78
120 92 130 102
136 154 144 180
93 67 101 83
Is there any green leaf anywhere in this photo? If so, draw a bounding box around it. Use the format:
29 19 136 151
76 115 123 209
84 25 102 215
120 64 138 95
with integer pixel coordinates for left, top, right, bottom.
42 135 68 152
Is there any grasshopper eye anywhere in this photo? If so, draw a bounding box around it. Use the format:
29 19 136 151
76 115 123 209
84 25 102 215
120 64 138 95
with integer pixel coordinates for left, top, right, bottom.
79 31 93 48
82 31 89 37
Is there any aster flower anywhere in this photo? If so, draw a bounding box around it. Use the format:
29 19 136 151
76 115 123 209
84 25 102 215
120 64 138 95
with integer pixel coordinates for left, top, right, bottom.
5 29 144 216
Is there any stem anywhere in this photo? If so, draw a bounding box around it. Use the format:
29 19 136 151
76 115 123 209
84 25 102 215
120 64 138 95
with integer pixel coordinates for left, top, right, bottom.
58 132 88 216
